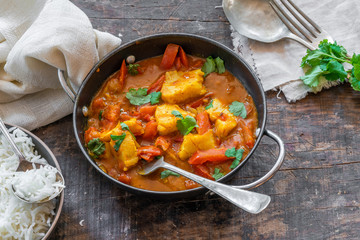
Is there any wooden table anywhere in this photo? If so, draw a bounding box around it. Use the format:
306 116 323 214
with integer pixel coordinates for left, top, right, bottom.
37 1 360 239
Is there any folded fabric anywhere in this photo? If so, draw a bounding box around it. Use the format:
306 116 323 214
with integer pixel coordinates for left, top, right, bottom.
0 0 122 130
230 0 360 102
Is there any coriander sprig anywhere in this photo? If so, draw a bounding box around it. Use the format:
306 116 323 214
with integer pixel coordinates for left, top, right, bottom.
300 39 360 91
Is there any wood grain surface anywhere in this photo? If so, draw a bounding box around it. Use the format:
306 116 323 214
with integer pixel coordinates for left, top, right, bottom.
32 0 360 239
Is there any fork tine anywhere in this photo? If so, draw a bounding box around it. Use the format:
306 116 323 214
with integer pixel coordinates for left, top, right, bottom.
288 0 322 33
269 1 299 37
271 0 313 42
280 0 318 37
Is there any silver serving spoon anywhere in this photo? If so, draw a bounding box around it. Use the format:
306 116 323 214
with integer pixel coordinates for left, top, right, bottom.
222 0 314 49
0 118 64 203
138 156 271 214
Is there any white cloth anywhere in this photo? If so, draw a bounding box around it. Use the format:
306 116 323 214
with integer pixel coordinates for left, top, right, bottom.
230 0 360 102
0 0 122 130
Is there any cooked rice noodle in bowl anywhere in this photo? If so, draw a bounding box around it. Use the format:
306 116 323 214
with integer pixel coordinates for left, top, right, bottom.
0 127 58 240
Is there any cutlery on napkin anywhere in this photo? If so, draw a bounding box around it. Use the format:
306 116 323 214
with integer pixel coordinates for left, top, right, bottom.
0 0 121 130
230 0 360 102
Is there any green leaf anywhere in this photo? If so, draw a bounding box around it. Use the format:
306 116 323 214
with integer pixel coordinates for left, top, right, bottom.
225 147 236 158
87 138 105 158
300 65 324 88
229 101 247 118
350 64 360 91
230 149 244 169
212 168 224 180
324 59 347 82
149 91 161 105
98 110 103 121
160 170 180 179
171 110 184 119
126 88 151 105
111 133 126 151
226 147 244 169
127 64 140 76
120 122 130 131
215 57 225 74
201 56 216 77
120 122 135 138
351 54 360 65
176 116 198 135
205 99 213 110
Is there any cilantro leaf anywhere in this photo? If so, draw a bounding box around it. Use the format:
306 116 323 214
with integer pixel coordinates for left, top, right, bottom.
171 110 184 119
323 59 347 82
350 64 360 91
201 56 226 77
300 65 324 88
126 88 151 105
98 110 103 121
212 168 224 180
127 64 140 76
87 138 105 158
225 147 236 158
120 122 135 138
111 133 126 151
230 149 244 169
150 91 161 105
226 147 244 169
201 56 216 77
214 57 225 74
176 116 198 135
229 101 247 118
160 170 180 179
205 99 213 110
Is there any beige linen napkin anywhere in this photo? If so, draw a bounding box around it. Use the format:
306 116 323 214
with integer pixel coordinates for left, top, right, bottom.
0 0 122 130
230 0 360 102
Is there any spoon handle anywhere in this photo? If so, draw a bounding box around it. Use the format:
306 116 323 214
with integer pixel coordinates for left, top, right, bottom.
162 161 270 214
0 118 26 162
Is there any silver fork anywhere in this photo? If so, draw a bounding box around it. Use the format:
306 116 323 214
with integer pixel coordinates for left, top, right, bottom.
269 0 334 50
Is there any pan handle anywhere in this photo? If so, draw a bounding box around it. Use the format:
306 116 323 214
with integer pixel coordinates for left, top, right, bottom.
58 69 77 102
232 129 285 190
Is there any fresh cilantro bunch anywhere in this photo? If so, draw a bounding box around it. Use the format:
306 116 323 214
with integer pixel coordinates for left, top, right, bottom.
300 39 360 91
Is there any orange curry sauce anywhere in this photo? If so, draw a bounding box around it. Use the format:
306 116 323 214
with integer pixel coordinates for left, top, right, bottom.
84 48 258 192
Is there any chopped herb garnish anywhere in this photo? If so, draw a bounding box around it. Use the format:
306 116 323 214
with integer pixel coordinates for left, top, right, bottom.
212 168 224 180
98 110 103 120
126 88 161 105
171 110 184 119
201 56 216 77
120 122 135 138
127 64 140 76
201 56 226 77
205 99 213 110
149 91 162 105
111 133 126 151
214 57 225 74
126 88 151 105
226 147 245 169
300 39 360 92
87 138 105 158
229 101 247 118
160 170 180 179
172 111 198 135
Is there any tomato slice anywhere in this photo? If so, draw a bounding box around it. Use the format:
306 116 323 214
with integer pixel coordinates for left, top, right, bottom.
160 43 180 69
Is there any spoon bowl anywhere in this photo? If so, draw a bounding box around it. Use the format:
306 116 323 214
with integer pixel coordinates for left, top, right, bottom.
0 118 65 204
139 156 271 214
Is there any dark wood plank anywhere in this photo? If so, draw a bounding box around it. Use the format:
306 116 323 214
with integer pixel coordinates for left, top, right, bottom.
29 0 360 239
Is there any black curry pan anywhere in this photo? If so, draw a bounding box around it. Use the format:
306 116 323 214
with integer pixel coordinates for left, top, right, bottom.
59 33 285 198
